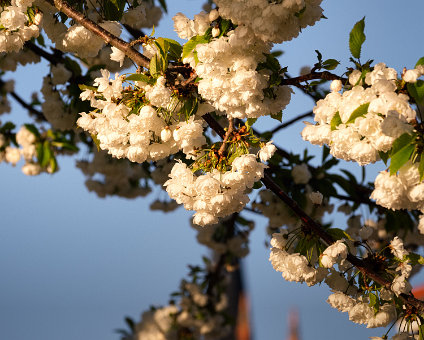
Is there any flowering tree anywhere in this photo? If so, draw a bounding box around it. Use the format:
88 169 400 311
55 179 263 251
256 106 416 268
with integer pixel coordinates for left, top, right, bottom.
1 0 424 339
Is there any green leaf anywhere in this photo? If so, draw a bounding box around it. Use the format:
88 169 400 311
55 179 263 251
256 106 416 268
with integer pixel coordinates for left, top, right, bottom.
322 145 330 162
246 118 257 129
322 59 340 71
51 141 79 152
271 111 282 122
315 50 323 64
330 111 342 130
415 56 424 68
91 134 101 152
149 54 160 77
157 0 167 12
78 84 97 92
407 80 424 105
390 133 415 156
369 293 378 312
41 141 52 167
36 142 43 164
419 156 424 181
103 0 125 20
182 35 209 60
389 144 415 175
405 253 424 266
378 151 389 165
253 181 263 189
49 155 58 173
345 102 370 124
24 124 40 139
349 17 366 60
161 38 182 60
125 73 153 83
219 19 231 37
327 228 353 241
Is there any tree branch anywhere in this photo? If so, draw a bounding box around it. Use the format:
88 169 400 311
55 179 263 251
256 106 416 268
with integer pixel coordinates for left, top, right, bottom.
270 110 313 134
45 0 151 68
218 118 234 156
280 71 347 86
9 91 45 120
203 112 424 314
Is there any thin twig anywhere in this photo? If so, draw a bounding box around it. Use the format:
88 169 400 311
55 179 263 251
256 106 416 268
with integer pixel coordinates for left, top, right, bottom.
218 118 234 155
270 110 313 134
9 91 45 120
280 71 347 86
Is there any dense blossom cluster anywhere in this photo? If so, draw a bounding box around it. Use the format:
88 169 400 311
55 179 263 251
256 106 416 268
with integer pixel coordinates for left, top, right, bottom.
0 125 42 175
0 0 41 53
214 0 323 43
164 155 267 226
302 63 416 165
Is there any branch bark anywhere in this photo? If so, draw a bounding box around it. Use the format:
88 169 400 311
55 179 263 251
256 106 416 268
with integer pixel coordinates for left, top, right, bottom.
45 0 151 68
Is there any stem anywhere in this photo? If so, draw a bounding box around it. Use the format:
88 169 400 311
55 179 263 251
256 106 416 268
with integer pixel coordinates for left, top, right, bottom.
218 118 234 155
270 110 313 134
45 0 151 68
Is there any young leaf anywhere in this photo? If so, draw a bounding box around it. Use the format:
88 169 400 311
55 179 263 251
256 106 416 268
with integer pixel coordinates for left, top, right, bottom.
330 111 342 130
378 151 389 165
389 144 415 175
390 133 415 156
125 73 153 83
149 54 161 77
407 80 424 105
415 56 424 67
349 17 366 60
271 111 283 122
345 102 370 124
24 124 40 139
246 118 257 129
322 59 340 71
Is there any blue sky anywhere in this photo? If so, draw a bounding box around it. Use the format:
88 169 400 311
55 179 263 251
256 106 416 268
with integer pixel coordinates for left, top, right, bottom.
1 1 424 340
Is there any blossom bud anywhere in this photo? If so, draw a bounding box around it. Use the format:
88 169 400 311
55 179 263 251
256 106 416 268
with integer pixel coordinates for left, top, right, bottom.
330 79 342 92
212 27 220 38
161 128 172 142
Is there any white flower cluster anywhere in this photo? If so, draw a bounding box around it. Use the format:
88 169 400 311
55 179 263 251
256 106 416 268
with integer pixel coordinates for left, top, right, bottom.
269 231 328 286
302 63 416 165
327 291 397 328
41 75 76 131
403 64 424 83
164 155 266 226
192 218 253 257
0 0 41 53
37 1 121 59
76 150 151 199
133 281 230 339
133 305 178 340
175 13 292 119
214 0 323 43
77 71 207 162
0 48 40 72
371 161 424 212
320 239 348 268
0 125 41 175
121 0 162 30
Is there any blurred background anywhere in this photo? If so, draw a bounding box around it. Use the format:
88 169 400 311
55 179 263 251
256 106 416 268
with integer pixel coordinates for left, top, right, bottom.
1 1 424 339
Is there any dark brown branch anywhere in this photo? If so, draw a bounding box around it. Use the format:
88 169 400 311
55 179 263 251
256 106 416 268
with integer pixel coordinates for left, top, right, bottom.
46 0 150 68
9 91 45 120
24 41 63 65
204 112 424 313
281 71 347 86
